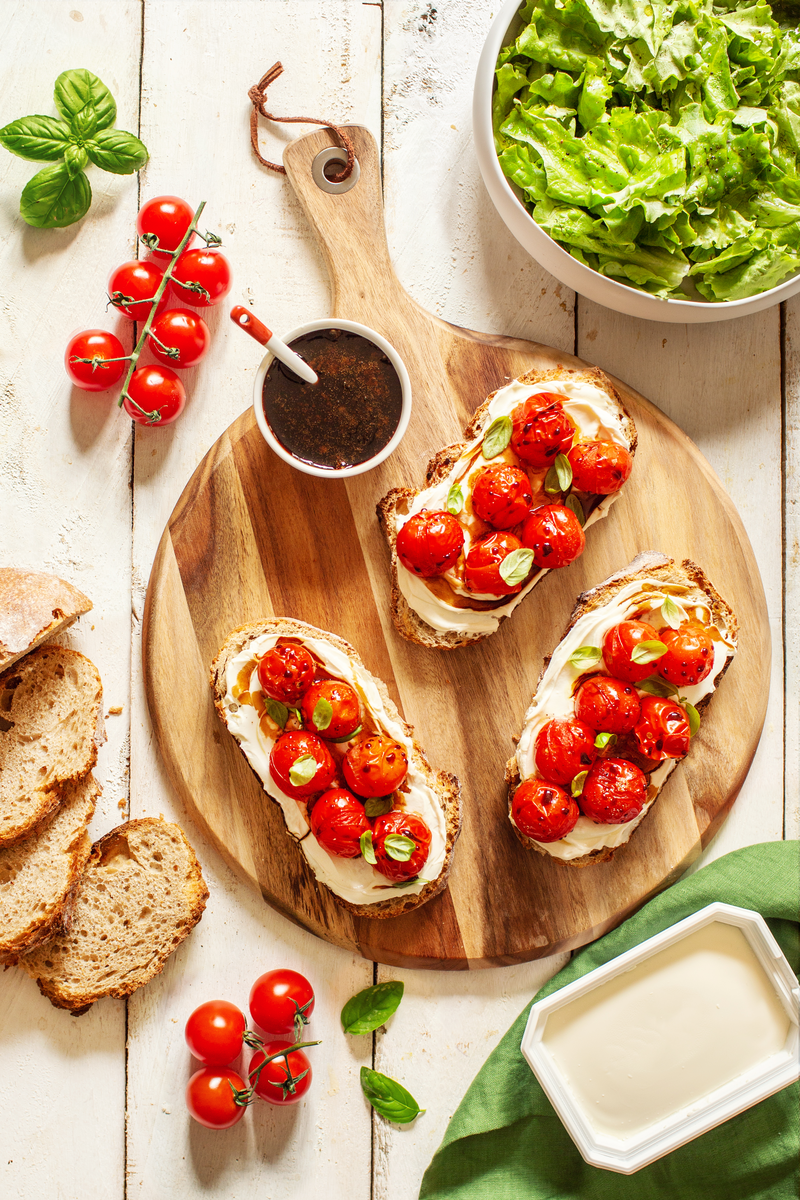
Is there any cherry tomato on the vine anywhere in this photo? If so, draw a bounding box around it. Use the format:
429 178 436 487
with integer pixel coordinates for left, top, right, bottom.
309 788 370 858
568 440 633 494
249 1042 313 1106
396 510 464 578
122 365 186 426
136 195 196 258
372 809 432 881
634 696 691 761
602 619 662 684
108 260 170 320
185 1000 246 1066
470 464 533 530
65 329 127 392
249 969 315 1038
574 676 641 734
510 394 576 468
464 531 527 595
269 730 336 799
657 621 715 687
148 308 210 369
521 504 585 569
579 758 648 824
257 643 315 704
301 679 361 740
171 248 232 307
186 1067 247 1129
343 734 408 798
511 777 580 843
534 717 597 786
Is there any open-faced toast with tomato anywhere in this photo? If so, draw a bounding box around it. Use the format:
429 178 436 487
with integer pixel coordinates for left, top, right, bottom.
210 619 461 918
506 552 737 867
377 366 636 649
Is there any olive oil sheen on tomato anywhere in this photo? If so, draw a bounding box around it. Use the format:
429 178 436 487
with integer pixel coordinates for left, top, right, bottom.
262 329 403 470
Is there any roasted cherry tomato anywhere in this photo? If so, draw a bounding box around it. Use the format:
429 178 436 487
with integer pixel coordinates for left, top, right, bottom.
534 717 597 786
579 758 648 824
186 1067 246 1129
136 195 195 258
309 788 370 858
634 696 691 761
574 676 641 734
171 248 232 307
250 1042 313 1106
122 365 186 426
568 440 633 494
108 260 170 320
510 394 576 467
65 329 127 391
343 734 408 798
185 1000 246 1066
301 679 361 740
396 510 464 578
372 809 432 881
470 464 533 530
657 621 715 687
511 777 580 842
602 619 662 684
257 643 315 703
269 731 336 799
249 968 315 1037
464 531 528 595
148 308 210 368
521 504 585 569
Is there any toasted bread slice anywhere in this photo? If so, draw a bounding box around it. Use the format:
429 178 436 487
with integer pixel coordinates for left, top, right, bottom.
0 569 92 672
0 645 104 848
506 553 737 866
378 366 636 649
0 774 99 964
20 818 208 1014
210 618 462 918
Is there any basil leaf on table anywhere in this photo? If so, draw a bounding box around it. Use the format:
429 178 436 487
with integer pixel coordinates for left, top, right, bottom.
54 68 117 130
64 144 89 178
19 162 91 228
360 1066 425 1124
0 115 72 161
85 128 148 175
341 981 404 1035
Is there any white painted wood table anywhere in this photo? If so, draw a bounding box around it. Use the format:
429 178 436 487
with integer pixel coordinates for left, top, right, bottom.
0 3 796 1198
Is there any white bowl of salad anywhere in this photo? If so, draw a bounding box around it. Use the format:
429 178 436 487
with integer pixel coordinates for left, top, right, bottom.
473 0 800 322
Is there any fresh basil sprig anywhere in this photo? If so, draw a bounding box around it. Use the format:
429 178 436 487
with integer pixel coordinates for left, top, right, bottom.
569 645 602 670
482 415 512 459
341 981 404 1035
364 795 393 818
384 834 416 862
446 483 464 515
631 640 668 665
360 1067 425 1124
660 594 685 629
0 68 148 228
360 830 377 865
565 493 585 525
265 698 290 729
312 697 333 732
289 753 317 788
544 453 573 495
499 547 534 587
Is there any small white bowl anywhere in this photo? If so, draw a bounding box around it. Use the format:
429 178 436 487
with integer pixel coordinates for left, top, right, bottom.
473 0 800 323
252 319 412 479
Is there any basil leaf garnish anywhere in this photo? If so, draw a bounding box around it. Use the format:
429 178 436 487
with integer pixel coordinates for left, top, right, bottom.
637 676 678 698
499 547 534 587
482 415 512 459
364 795 393 818
387 877 420 889
0 115 72 162
568 645 602 669
683 701 701 737
341 981 404 1035
19 162 91 228
661 594 684 629
384 834 416 862
54 68 116 130
312 697 333 732
446 483 464 515
565 493 585 526
571 770 588 797
85 128 148 175
265 698 289 729
360 830 377 865
288 753 317 788
631 640 668 665
544 452 573 495
326 724 363 744
594 731 617 750
360 1067 425 1124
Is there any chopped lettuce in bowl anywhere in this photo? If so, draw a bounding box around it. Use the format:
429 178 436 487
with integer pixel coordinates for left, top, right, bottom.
493 0 800 302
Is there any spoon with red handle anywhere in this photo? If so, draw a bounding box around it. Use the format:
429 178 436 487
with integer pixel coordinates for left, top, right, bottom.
230 305 319 385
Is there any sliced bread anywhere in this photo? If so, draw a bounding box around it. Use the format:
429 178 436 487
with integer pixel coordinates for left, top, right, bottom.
20 818 209 1014
0 644 103 847
0 568 92 672
0 773 99 963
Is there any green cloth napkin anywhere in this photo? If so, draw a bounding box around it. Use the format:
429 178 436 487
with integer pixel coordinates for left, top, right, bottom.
421 840 800 1200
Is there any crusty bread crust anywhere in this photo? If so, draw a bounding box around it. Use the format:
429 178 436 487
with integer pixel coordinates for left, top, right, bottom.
210 617 462 918
506 554 738 867
0 568 92 672
377 366 637 649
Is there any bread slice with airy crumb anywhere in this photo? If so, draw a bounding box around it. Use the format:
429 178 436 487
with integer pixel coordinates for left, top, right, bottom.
377 365 637 650
506 553 738 867
0 645 104 848
0 773 99 963
210 618 462 919
0 568 92 673
20 818 208 1014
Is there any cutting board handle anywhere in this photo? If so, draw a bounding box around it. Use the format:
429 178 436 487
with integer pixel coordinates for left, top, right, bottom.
283 125 406 318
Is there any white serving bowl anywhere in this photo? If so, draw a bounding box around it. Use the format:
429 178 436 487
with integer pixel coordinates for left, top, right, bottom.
473 0 800 323
252 319 412 479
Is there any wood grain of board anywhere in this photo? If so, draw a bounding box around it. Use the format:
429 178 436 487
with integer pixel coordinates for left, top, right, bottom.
143 127 770 969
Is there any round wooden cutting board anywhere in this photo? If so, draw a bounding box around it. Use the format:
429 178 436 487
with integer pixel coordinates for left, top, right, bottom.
143 127 769 969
